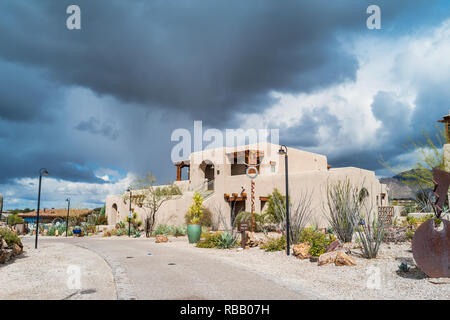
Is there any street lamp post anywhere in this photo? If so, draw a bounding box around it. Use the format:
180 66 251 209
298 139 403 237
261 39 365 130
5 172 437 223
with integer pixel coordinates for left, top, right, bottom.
35 168 49 249
127 188 132 237
278 145 290 256
65 198 70 237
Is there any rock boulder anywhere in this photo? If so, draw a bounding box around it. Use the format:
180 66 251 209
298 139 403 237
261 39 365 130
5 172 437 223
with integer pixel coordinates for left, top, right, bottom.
155 235 169 243
12 243 22 256
326 240 343 253
293 243 311 259
318 250 356 266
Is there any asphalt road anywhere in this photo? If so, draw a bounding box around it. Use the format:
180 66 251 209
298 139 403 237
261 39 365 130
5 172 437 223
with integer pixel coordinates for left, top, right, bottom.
22 236 311 300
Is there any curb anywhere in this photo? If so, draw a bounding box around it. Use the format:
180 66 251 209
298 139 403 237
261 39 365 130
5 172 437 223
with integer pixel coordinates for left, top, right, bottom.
75 243 138 300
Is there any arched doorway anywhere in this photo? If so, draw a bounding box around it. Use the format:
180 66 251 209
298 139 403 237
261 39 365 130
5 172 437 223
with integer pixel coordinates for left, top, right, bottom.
200 160 214 191
111 203 118 225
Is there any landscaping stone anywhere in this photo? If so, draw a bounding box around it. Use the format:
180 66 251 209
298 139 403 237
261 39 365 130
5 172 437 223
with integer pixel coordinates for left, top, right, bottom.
12 243 22 256
326 240 343 253
245 232 265 247
334 251 356 266
318 250 356 266
318 251 338 266
0 249 13 263
155 235 169 243
0 250 6 264
293 243 310 259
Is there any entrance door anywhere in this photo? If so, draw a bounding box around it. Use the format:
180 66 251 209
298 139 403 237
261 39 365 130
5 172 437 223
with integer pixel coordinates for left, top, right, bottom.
111 203 118 225
230 201 245 227
205 164 214 190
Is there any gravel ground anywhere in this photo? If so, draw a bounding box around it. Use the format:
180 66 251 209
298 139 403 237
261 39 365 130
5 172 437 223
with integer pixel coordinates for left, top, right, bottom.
163 238 450 300
0 241 116 300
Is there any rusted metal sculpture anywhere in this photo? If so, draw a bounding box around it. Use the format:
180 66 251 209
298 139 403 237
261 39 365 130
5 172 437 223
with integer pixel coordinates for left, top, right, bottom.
431 168 450 215
412 167 450 278
412 219 450 278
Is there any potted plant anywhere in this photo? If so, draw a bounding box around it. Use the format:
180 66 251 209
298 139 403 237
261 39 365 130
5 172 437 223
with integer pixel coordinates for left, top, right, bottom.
186 192 203 243
73 226 82 236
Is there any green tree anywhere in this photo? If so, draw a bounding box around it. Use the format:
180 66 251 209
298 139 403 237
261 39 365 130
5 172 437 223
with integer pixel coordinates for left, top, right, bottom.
7 213 24 226
380 125 445 189
100 204 106 216
264 188 287 223
125 173 182 237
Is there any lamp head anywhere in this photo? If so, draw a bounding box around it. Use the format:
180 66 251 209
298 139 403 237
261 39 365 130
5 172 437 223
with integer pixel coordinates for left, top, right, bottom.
40 168 49 176
278 146 286 155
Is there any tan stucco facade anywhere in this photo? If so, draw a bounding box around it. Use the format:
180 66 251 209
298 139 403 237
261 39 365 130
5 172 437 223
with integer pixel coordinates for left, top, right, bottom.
106 143 388 229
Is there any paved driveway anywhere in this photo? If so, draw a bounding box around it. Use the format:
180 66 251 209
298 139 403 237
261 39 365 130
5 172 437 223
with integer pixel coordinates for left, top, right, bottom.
22 236 311 300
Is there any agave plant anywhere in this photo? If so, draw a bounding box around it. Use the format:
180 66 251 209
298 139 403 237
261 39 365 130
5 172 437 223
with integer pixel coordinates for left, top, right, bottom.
216 231 237 249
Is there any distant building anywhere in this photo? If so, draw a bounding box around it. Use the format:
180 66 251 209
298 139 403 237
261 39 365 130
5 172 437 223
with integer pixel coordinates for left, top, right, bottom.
18 208 94 223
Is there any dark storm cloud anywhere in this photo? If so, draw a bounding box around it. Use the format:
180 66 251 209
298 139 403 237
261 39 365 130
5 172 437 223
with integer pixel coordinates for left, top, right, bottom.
279 106 341 148
0 60 57 122
75 116 119 140
0 146 105 184
0 0 413 125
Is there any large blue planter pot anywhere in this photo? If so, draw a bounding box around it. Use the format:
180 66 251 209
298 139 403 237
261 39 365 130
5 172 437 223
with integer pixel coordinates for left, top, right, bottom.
187 224 202 243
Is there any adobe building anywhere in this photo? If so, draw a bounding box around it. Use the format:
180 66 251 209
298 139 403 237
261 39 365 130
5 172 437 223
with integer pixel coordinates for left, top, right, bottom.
19 208 94 224
106 142 388 229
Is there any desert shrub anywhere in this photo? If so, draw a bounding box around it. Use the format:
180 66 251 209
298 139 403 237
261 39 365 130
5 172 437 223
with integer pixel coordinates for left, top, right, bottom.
200 208 213 227
323 179 360 242
153 224 172 235
264 189 286 224
47 226 56 236
97 215 108 225
405 230 415 240
196 232 223 248
100 204 106 217
260 236 286 252
299 227 335 256
152 224 186 236
126 212 142 229
103 231 112 237
215 231 237 249
235 211 252 224
196 241 215 248
272 190 313 244
355 199 391 259
0 227 22 247
116 228 127 236
173 225 187 237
